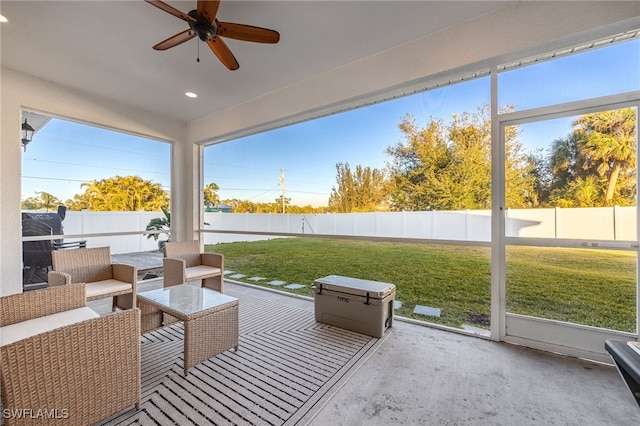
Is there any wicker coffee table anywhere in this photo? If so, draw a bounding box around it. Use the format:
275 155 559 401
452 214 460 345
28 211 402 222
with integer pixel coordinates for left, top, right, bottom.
137 284 239 375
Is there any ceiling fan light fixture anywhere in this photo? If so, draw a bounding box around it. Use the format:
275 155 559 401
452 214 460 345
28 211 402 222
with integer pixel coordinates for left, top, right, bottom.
145 0 279 71
0 14 8 23
185 91 198 98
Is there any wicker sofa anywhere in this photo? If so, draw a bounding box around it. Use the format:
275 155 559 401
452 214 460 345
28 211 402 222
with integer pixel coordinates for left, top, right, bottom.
0 284 140 425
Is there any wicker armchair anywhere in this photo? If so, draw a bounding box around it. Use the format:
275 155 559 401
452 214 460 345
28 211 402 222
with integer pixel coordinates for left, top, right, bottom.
0 284 140 425
163 240 224 292
48 246 137 310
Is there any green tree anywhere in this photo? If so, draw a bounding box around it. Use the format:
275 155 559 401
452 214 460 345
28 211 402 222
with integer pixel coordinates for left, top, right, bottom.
575 108 636 205
66 192 91 211
548 133 585 195
274 195 291 213
286 204 328 214
221 198 325 214
204 182 220 211
328 162 388 212
67 175 169 211
21 191 63 211
552 175 604 208
505 125 539 208
546 108 636 207
233 200 257 213
386 105 536 211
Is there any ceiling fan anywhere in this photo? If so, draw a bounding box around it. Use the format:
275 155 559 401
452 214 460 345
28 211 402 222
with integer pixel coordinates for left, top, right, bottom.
145 0 280 70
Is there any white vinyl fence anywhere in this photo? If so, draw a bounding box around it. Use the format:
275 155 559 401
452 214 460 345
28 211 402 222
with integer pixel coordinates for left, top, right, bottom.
25 207 636 254
30 211 163 254
202 206 637 245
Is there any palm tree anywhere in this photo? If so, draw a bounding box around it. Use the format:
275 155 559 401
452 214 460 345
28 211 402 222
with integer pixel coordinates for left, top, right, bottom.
550 175 603 207
548 133 584 192
575 108 637 204
78 176 169 211
80 179 108 210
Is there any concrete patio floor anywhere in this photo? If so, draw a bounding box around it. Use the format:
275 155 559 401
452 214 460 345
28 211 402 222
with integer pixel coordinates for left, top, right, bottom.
88 278 640 425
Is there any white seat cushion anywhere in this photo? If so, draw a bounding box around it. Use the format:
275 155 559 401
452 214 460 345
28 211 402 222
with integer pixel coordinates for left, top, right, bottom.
0 307 100 347
185 265 221 280
86 279 133 298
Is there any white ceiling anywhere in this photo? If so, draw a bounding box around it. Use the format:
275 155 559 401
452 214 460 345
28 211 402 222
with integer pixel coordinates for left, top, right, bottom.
1 1 515 123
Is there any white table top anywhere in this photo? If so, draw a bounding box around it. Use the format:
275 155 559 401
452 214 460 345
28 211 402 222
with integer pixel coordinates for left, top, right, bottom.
138 284 237 316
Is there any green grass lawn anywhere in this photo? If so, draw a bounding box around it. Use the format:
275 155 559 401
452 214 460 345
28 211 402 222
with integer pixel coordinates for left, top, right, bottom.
206 237 637 332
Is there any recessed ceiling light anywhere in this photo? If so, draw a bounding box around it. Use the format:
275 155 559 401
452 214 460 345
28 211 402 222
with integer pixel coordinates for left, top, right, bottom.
0 14 8 23
185 92 198 98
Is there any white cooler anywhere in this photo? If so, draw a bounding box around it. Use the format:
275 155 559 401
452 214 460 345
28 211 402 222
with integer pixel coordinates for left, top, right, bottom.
313 275 395 338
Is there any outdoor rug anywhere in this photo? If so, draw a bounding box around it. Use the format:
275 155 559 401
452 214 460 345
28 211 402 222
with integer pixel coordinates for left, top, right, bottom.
100 291 388 425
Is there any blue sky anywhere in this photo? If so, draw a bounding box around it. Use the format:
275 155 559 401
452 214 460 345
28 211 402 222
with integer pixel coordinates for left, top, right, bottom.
203 78 492 206
205 39 638 206
22 39 639 207
21 123 171 202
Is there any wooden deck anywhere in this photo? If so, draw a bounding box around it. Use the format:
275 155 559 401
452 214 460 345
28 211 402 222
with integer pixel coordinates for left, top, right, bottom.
98 283 380 425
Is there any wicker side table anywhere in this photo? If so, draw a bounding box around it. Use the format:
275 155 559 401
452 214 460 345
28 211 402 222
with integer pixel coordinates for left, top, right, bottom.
137 284 239 375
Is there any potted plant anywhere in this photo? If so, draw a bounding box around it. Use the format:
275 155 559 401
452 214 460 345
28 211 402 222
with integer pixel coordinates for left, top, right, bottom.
146 207 171 252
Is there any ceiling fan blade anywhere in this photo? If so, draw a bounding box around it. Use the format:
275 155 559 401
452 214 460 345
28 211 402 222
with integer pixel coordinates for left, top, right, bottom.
153 29 196 50
197 0 220 24
217 22 280 44
145 0 196 22
207 37 239 70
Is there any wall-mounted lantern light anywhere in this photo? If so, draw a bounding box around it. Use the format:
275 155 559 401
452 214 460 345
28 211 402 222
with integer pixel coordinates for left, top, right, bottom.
21 118 34 152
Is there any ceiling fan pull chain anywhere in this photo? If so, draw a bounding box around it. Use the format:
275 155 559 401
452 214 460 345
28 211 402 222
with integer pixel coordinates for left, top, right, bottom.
197 40 200 63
